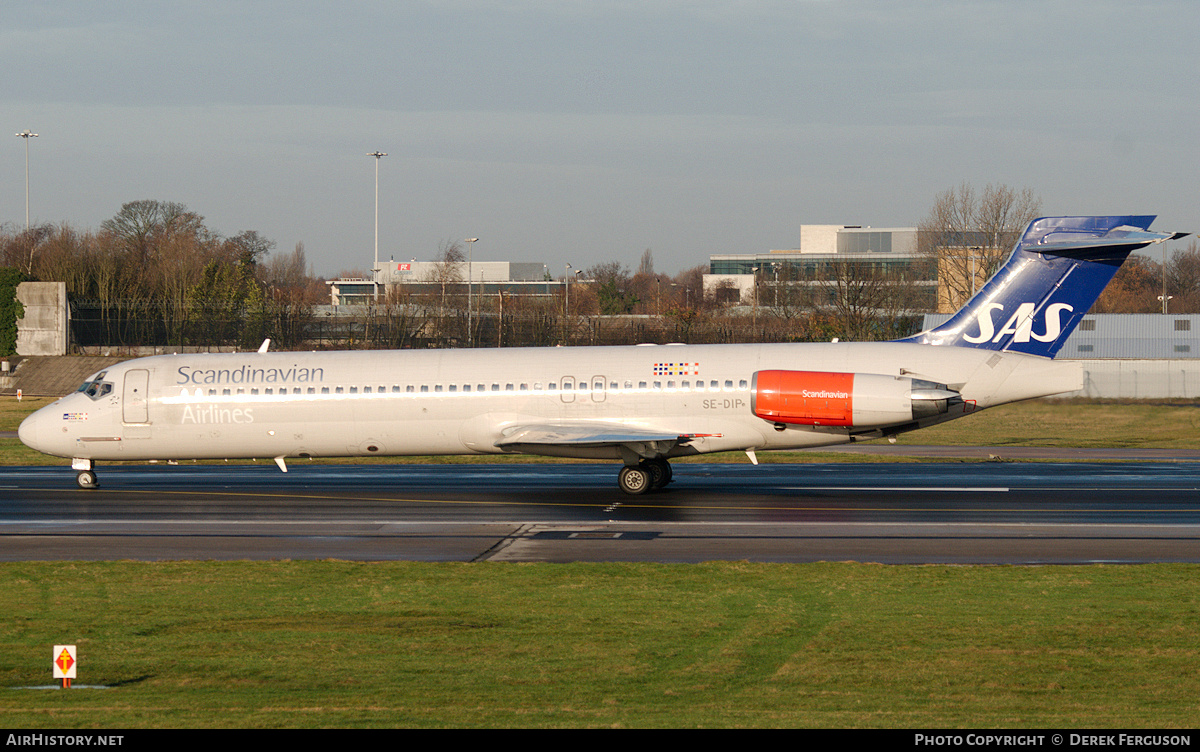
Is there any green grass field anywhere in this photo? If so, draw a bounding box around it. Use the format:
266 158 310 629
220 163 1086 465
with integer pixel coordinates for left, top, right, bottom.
3 561 1200 728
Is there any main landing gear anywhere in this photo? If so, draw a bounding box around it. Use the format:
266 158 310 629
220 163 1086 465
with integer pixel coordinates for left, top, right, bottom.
617 458 673 495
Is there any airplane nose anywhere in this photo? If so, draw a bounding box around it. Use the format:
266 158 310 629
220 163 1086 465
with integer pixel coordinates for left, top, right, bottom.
17 411 41 452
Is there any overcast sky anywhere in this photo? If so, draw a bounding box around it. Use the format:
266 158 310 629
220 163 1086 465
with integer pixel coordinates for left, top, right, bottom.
4 1 1197 277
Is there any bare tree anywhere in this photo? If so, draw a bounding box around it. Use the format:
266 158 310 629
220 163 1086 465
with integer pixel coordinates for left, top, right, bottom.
759 261 818 321
0 222 54 274
824 259 923 341
1168 240 1200 312
155 221 217 346
260 242 319 348
671 264 707 312
101 200 206 263
422 240 467 344
637 248 655 277
262 242 310 290
426 240 465 300
919 182 1042 313
1091 255 1162 313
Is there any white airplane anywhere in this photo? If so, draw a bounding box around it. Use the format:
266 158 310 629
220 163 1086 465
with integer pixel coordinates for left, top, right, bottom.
18 215 1185 493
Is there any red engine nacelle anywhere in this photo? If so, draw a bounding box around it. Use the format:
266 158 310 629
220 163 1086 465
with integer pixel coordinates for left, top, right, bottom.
751 370 958 428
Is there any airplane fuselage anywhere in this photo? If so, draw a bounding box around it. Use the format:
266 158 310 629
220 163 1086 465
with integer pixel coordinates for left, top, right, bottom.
19 341 1080 465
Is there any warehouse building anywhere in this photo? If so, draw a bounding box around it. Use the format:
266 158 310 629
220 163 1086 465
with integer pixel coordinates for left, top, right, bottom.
919 313 1200 398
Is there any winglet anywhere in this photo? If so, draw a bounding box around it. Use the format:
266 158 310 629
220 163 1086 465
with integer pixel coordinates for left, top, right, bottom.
258 339 271 354
274 456 287 473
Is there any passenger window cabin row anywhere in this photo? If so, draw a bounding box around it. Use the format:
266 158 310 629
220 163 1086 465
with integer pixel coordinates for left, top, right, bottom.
189 379 750 398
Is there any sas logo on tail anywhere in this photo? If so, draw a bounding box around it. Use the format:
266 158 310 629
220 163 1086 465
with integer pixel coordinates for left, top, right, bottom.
963 302 1073 344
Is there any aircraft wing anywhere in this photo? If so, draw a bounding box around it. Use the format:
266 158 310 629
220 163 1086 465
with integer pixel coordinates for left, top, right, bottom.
494 421 706 461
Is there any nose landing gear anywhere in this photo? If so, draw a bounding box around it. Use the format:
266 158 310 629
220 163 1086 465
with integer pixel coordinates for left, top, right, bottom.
72 459 98 489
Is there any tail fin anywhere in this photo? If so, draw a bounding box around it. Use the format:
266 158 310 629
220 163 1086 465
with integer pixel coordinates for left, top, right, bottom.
901 215 1187 358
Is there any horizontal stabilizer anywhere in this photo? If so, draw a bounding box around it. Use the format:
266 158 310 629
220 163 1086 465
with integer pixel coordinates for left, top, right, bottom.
1033 227 1187 260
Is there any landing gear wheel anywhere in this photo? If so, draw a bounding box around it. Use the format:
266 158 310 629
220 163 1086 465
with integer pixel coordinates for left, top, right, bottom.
618 465 651 495
76 470 98 489
642 458 672 491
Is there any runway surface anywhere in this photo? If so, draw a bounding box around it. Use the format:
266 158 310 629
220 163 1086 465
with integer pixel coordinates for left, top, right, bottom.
3 460 1200 564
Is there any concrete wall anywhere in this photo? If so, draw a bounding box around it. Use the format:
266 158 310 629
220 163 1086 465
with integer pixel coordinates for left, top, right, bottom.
15 281 68 356
798 224 842 253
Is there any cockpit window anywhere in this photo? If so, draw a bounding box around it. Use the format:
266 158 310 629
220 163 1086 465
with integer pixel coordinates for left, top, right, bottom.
76 372 114 400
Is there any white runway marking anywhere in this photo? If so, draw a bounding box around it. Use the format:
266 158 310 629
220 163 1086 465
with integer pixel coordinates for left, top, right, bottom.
788 486 1010 492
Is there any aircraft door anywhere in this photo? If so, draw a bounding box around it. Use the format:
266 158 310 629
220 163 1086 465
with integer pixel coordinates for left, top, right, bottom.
560 376 575 403
591 376 606 402
123 369 150 424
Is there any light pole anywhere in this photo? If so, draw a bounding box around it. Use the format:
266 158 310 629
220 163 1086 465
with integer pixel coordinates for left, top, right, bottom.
15 130 38 230
565 263 573 320
1163 244 1171 315
368 151 387 301
968 246 984 299
564 264 581 343
751 266 759 332
464 238 479 345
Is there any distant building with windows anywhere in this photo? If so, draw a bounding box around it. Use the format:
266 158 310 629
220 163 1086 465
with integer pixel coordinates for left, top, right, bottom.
703 225 934 307
326 278 378 306
375 260 548 287
327 260 560 306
